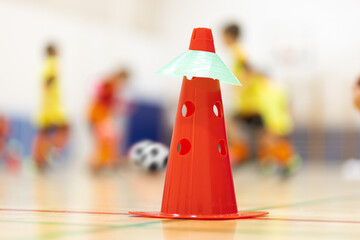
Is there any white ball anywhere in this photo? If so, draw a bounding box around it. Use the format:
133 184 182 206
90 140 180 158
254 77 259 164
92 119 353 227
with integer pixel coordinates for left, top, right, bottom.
128 140 153 164
140 143 169 172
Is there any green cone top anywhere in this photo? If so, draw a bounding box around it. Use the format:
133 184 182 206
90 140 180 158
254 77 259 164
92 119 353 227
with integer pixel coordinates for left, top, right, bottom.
157 50 241 86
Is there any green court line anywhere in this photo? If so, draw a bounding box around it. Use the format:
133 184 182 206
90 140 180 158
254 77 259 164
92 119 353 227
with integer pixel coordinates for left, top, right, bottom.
244 193 360 211
3 219 165 240
0 219 123 228
156 223 360 239
31 223 360 240
3 193 360 239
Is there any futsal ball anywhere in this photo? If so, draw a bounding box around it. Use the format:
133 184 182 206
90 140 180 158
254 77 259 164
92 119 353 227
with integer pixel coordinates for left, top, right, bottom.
140 143 169 172
128 140 153 164
128 141 169 172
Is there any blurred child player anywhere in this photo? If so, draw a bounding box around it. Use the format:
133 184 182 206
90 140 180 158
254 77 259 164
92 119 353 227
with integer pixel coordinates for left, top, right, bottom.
88 68 129 172
223 23 300 174
223 23 264 163
256 72 300 175
32 44 69 171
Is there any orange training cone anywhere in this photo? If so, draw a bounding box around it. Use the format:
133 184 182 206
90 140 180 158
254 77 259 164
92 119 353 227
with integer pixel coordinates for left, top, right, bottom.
129 28 268 219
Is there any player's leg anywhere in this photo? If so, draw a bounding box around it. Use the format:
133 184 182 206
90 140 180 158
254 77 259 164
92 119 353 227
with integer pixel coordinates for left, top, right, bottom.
274 137 301 176
50 124 69 150
234 114 265 162
32 128 51 171
228 115 249 165
248 114 265 161
90 118 115 172
258 131 301 175
99 117 119 169
90 122 103 172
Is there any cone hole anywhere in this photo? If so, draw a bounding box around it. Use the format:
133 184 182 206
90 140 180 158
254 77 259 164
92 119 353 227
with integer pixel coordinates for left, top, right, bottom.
218 140 227 155
177 139 191 155
213 102 223 118
181 101 195 117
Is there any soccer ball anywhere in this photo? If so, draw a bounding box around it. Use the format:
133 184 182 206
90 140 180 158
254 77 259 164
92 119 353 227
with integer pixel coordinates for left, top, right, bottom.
128 140 153 164
129 141 169 172
140 143 169 172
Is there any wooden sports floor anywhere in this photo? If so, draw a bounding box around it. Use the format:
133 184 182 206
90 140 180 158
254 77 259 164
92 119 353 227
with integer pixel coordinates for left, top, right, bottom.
0 162 360 240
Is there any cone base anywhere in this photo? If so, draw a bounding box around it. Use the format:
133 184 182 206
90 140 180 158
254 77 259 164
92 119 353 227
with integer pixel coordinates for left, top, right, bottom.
129 211 268 220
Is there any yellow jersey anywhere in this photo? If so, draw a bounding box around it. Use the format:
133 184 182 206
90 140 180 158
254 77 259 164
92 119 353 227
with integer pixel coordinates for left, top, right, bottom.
260 82 293 136
37 56 66 128
233 73 267 116
230 43 266 116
